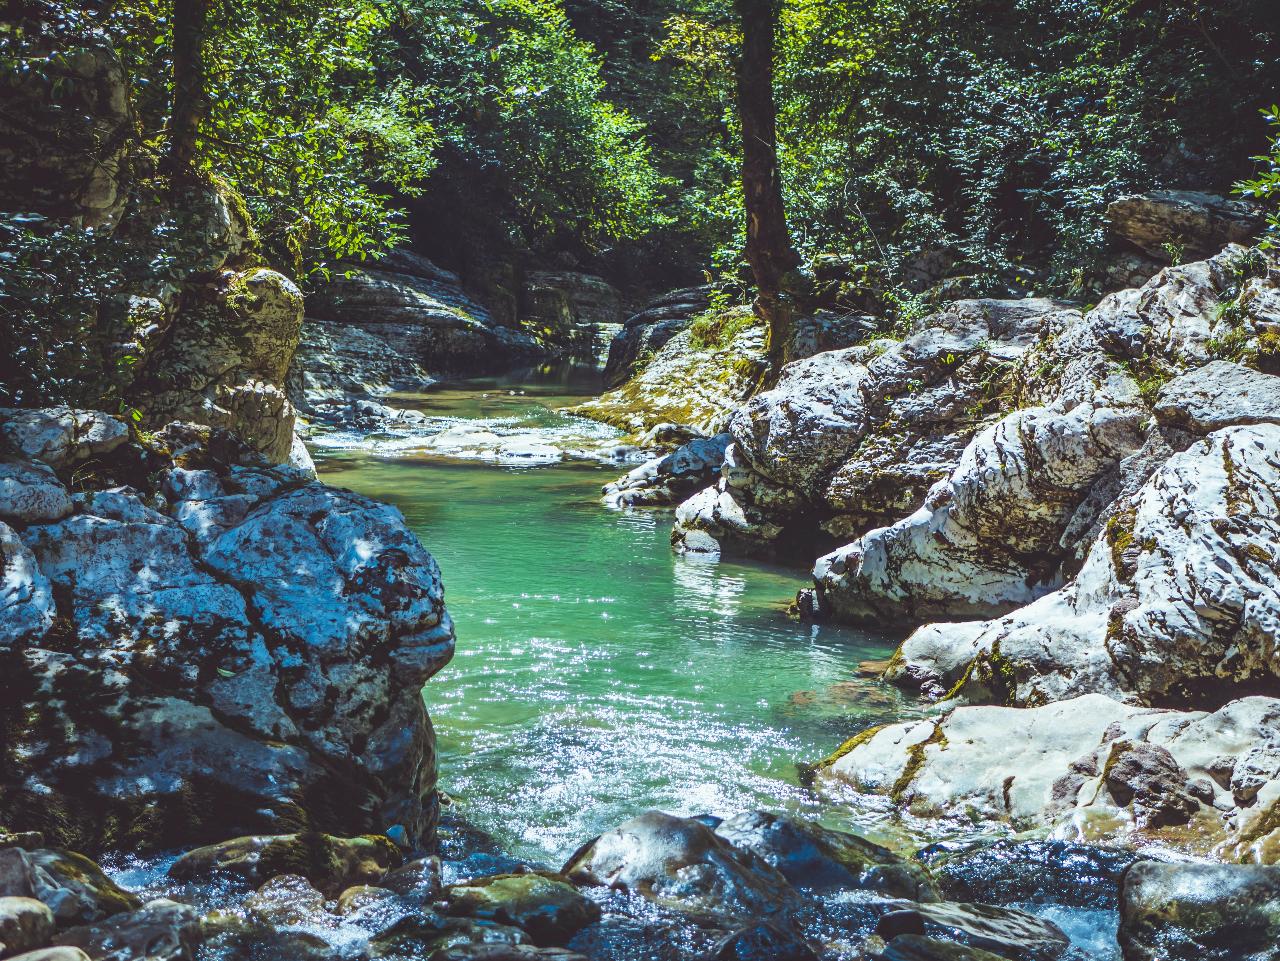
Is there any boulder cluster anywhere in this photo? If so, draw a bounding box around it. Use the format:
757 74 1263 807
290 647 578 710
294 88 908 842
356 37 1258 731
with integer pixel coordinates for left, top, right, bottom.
18 809 1269 961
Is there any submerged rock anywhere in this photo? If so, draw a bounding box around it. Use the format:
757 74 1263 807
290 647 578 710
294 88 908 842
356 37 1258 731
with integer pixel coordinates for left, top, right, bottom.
917 839 1144 909
878 901 1071 961
1117 861 1280 961
0 848 139 927
874 933 1020 961
242 874 329 928
424 946 589 961
710 920 819 960
169 833 401 894
53 899 201 961
713 810 937 900
443 873 601 947
561 811 800 923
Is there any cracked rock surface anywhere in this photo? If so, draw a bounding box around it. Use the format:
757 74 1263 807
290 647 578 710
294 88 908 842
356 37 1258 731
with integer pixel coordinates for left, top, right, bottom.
670 298 1070 560
816 694 1280 861
0 410 454 853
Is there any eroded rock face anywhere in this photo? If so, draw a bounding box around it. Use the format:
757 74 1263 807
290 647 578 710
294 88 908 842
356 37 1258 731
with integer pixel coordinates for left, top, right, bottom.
1106 191 1265 263
1118 861 1280 961
522 270 624 360
813 245 1280 626
0 414 454 853
603 287 711 390
816 695 1280 861
671 299 1069 560
292 249 544 408
573 313 767 438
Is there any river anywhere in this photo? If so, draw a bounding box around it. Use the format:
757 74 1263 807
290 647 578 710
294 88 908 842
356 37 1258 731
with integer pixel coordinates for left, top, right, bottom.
311 367 918 866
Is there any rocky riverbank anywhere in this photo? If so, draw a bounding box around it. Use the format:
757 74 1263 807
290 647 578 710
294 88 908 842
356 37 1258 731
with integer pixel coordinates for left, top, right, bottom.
3 806 1277 961
568 194 1280 958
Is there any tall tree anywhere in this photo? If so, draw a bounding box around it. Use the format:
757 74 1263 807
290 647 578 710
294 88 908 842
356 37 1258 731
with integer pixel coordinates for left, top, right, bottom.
170 0 210 178
735 0 800 370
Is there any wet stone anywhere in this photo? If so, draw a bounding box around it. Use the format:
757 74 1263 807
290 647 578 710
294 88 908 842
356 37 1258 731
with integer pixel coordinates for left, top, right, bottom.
915 840 1147 909
710 920 819 961
443 873 601 947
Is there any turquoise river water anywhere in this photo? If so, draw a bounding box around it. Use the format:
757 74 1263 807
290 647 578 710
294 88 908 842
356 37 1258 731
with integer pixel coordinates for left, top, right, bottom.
313 369 920 866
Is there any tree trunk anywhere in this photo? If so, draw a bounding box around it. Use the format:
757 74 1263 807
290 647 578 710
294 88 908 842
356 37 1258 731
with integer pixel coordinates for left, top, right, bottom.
170 0 210 180
735 0 800 372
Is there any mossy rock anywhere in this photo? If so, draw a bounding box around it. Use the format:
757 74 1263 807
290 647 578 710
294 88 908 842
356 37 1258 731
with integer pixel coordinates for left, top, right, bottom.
27 849 141 926
442 873 601 947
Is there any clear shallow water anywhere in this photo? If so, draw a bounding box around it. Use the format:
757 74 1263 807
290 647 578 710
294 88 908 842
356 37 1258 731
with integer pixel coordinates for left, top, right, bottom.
313 370 918 865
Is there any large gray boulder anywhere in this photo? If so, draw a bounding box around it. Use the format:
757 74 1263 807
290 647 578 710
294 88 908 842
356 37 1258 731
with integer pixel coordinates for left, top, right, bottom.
813 246 1280 625
673 298 1069 559
880 422 1280 708
132 267 306 464
0 414 454 853
603 433 731 508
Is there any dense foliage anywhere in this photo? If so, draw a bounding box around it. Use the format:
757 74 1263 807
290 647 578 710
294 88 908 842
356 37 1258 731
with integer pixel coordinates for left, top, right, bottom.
1240 107 1280 246
650 0 1280 300
2 0 1278 405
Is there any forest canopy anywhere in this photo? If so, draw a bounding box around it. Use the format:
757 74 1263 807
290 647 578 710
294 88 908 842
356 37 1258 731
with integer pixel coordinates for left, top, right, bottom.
1 0 1278 401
